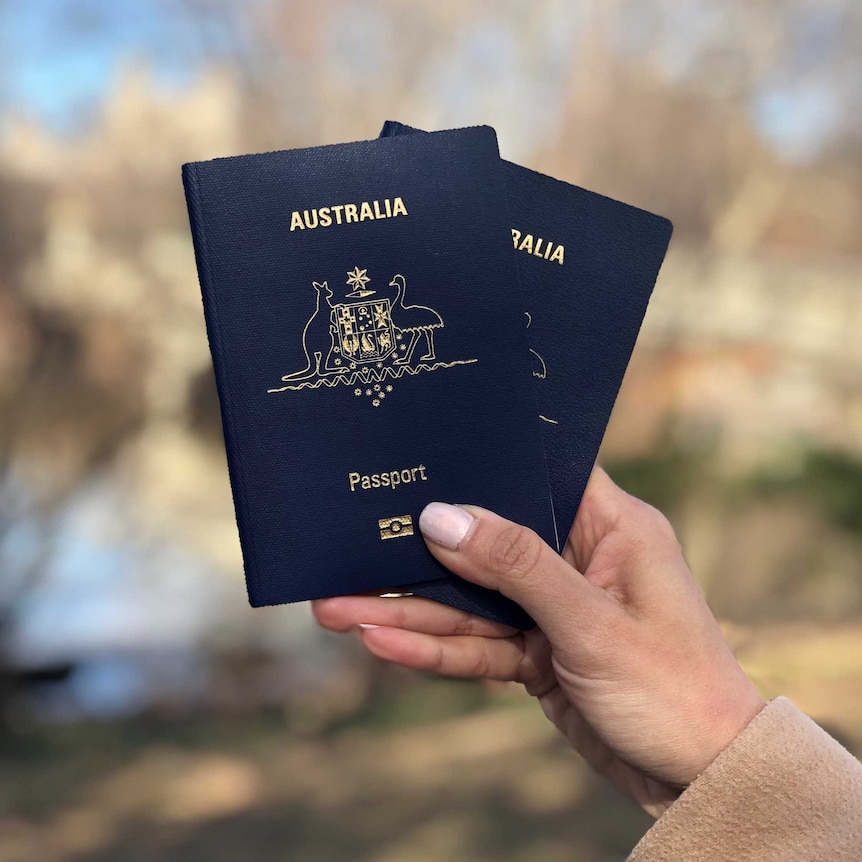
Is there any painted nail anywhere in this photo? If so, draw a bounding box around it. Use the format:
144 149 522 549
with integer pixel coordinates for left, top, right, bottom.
357 623 380 630
418 502 475 549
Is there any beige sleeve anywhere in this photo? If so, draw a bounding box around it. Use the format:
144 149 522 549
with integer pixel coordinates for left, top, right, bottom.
628 697 862 861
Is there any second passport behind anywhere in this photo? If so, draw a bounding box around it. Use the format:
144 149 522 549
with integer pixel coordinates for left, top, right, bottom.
379 121 673 628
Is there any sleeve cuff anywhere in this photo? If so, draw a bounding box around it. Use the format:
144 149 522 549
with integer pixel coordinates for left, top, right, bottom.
628 697 862 861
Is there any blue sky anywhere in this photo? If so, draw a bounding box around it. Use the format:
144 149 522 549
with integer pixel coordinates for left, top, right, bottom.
0 0 214 132
0 0 856 163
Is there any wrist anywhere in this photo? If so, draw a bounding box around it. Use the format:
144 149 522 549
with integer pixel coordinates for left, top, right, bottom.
683 685 767 784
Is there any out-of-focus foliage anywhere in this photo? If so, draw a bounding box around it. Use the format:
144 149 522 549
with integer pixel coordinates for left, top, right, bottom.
748 450 862 537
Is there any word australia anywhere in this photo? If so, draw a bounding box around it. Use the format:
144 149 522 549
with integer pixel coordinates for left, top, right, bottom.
511 228 565 265
290 197 408 231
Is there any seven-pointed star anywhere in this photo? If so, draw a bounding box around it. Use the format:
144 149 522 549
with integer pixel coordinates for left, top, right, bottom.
346 267 370 292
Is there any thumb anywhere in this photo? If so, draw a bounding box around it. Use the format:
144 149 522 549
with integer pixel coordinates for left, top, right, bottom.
418 502 613 638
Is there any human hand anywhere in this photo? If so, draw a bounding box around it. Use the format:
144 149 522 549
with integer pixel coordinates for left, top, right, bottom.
312 467 765 817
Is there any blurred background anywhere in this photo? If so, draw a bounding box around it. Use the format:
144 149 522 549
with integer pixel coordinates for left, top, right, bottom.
0 1 860 860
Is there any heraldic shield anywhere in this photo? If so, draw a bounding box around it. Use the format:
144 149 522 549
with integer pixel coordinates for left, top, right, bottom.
332 298 396 364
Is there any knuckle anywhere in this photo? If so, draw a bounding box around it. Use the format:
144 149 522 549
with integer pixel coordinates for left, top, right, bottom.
453 611 476 638
429 639 447 674
648 507 678 543
392 602 410 630
516 650 539 690
488 524 544 580
471 643 492 677
516 634 553 695
630 499 679 547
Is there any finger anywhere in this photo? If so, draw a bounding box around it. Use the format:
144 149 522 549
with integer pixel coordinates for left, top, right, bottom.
564 466 632 569
563 464 625 572
569 467 688 604
356 626 555 693
537 684 610 769
311 595 517 638
417 502 616 641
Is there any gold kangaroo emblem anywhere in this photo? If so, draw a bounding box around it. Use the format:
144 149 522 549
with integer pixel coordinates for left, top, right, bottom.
282 282 345 381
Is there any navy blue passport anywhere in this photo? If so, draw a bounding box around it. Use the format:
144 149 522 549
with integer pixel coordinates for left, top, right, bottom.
182 127 557 616
380 121 672 623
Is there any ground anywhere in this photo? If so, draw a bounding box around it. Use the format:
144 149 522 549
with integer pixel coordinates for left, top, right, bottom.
0 619 859 862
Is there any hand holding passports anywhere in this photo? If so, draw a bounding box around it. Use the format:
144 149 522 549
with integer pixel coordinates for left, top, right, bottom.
183 123 672 629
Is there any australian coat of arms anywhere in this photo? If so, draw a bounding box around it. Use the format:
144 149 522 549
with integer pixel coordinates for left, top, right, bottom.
268 267 477 407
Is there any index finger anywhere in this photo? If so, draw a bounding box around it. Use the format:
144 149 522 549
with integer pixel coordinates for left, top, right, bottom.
311 594 518 638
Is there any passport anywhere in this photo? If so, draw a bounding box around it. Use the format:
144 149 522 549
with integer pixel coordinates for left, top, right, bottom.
182 126 558 611
380 121 672 626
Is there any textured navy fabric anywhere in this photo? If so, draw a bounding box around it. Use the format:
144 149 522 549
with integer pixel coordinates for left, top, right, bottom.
380 121 673 628
183 127 557 610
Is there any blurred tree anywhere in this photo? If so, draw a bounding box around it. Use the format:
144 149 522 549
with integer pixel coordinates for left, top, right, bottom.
0 0 859 723
541 0 862 251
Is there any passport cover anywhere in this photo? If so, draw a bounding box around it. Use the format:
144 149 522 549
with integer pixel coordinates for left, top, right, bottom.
380 120 673 625
182 127 558 611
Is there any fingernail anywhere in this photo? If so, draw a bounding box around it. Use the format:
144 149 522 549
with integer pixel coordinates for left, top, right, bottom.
419 502 475 549
357 623 380 630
